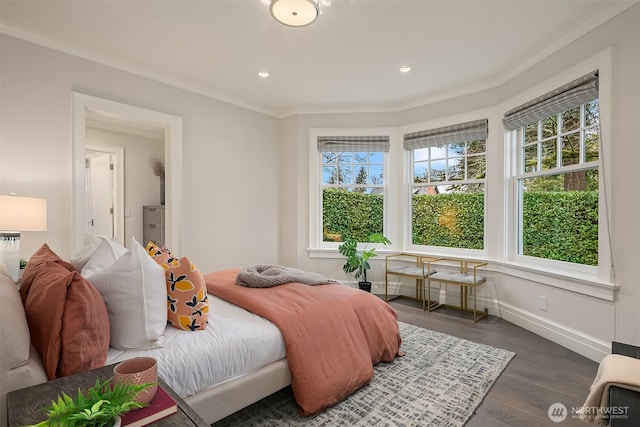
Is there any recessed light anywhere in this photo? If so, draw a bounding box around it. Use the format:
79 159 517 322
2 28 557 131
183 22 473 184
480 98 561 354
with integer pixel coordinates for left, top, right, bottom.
399 65 412 73
258 71 271 78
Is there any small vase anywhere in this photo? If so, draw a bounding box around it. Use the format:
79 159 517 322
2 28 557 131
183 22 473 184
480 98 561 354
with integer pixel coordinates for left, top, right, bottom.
112 415 122 427
160 176 165 206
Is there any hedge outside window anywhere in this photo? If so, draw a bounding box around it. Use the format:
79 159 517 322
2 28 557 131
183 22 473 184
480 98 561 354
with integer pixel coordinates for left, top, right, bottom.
318 136 389 243
404 119 488 250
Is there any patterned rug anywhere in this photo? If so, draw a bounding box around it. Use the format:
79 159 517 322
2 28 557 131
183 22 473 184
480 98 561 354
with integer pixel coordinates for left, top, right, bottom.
214 322 515 426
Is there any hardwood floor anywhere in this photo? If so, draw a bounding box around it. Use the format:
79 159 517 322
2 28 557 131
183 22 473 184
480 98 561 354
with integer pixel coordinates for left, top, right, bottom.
390 298 599 427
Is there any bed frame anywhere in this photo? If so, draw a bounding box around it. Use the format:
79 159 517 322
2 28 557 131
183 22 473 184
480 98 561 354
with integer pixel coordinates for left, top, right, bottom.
185 359 291 423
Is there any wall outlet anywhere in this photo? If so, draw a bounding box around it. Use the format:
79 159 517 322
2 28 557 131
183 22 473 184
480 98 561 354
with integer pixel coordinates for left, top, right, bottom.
538 296 547 311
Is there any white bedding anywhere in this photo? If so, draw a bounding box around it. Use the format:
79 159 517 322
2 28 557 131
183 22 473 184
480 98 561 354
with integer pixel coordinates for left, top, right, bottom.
106 294 286 398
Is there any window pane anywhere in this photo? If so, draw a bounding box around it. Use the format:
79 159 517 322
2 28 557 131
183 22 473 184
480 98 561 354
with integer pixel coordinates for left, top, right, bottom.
448 157 465 181
353 152 368 164
562 132 580 167
561 107 580 133
339 165 356 184
414 148 428 162
323 166 337 184
468 140 486 154
430 160 446 182
369 152 384 163
449 142 465 156
370 165 384 184
354 166 368 185
542 116 558 139
524 144 538 173
412 185 484 249
520 173 598 265
414 162 428 183
322 188 383 243
541 139 557 170
431 145 446 160
585 126 599 162
525 123 538 143
467 155 486 179
585 100 599 126
322 152 337 164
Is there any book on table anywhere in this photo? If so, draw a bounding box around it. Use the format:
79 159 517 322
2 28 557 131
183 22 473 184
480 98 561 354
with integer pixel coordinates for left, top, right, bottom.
120 386 178 427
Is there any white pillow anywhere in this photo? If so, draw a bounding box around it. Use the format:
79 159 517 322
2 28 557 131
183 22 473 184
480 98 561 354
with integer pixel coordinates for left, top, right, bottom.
80 238 128 278
87 237 167 350
73 235 125 272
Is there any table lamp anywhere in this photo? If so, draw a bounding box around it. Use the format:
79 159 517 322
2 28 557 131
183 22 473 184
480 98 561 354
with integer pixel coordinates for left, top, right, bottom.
0 194 48 282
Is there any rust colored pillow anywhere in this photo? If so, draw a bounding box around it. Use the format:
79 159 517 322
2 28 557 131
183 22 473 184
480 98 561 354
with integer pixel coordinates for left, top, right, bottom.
24 260 110 379
20 243 74 304
162 257 209 331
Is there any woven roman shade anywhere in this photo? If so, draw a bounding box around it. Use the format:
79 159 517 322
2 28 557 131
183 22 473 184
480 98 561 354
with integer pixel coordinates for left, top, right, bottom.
317 136 390 153
503 72 599 131
403 119 488 151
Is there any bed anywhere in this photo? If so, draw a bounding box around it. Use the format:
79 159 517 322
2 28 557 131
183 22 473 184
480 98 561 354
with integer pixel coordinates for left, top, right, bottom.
2 240 403 424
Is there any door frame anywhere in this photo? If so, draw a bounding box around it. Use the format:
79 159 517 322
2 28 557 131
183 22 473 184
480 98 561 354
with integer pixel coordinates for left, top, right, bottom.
72 92 183 253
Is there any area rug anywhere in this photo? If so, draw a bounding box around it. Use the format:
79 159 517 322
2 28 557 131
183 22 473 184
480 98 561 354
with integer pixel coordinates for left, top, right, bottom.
214 322 515 426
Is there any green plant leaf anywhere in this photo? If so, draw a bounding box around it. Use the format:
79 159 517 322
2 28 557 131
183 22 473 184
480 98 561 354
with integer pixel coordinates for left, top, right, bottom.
26 377 154 427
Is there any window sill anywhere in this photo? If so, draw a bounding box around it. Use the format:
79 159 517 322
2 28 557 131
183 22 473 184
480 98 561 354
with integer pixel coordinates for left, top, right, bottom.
493 260 619 301
306 248 619 301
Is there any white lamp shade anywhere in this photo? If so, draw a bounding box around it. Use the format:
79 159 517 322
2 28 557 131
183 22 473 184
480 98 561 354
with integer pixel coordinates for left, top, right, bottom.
270 0 319 27
0 195 47 231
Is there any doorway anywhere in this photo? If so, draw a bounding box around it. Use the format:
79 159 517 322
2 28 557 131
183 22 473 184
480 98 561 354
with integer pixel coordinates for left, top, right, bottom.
85 143 124 243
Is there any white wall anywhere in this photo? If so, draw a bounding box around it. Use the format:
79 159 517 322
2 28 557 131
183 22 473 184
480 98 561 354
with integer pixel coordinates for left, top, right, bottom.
0 34 281 273
281 5 640 360
85 127 165 246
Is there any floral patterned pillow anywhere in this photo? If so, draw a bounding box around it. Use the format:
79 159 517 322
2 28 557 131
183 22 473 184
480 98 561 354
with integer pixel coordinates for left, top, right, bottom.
145 242 209 331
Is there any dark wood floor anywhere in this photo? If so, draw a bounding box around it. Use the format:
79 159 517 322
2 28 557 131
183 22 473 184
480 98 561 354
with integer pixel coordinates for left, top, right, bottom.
390 298 599 427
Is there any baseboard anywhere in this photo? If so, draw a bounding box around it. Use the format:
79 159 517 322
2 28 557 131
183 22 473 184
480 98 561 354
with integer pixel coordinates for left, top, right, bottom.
374 279 609 362
499 301 610 362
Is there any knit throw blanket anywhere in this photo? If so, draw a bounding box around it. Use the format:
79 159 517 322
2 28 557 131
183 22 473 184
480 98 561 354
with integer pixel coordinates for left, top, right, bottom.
578 354 640 425
236 264 339 288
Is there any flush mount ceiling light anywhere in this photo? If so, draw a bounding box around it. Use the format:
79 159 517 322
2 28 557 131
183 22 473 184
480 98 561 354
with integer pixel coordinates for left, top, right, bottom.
270 0 319 27
399 65 412 73
258 71 271 78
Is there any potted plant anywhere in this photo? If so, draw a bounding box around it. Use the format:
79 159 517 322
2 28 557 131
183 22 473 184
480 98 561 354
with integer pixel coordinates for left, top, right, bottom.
338 233 391 292
25 378 154 427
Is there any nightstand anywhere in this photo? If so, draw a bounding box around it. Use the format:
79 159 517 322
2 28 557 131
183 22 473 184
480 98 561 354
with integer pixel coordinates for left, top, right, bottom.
7 364 209 427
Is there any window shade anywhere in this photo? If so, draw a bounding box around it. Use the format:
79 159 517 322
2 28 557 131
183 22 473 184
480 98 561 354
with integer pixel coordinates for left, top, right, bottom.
403 119 488 151
503 71 599 131
317 136 390 152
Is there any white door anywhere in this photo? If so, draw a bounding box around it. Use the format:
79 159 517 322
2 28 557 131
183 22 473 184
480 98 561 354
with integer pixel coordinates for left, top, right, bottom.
86 152 114 238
